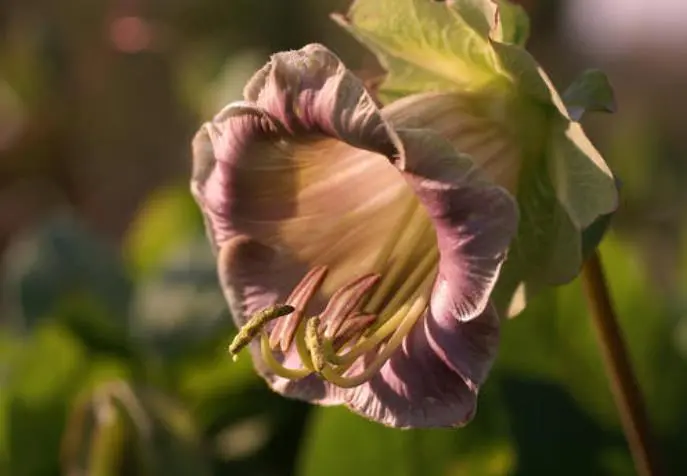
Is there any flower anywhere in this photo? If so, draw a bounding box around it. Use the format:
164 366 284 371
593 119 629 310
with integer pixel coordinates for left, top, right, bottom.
191 44 518 428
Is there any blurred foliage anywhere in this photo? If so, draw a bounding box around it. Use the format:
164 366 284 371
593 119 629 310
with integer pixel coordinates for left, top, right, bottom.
3 196 687 475
2 213 132 329
60 381 212 476
1 0 687 475
0 193 312 475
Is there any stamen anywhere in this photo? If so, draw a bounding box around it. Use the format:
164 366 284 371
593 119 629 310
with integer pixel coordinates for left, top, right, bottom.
329 249 438 366
294 319 315 371
331 313 377 350
365 202 431 314
320 273 380 338
325 303 409 366
320 282 431 388
229 194 439 390
270 266 328 351
260 334 311 380
305 316 326 373
229 304 295 360
367 196 417 274
370 245 438 330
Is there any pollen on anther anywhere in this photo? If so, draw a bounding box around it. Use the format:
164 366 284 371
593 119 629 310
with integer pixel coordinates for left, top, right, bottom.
229 304 295 357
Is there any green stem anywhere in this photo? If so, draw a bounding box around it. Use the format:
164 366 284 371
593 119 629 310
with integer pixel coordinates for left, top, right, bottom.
581 251 662 476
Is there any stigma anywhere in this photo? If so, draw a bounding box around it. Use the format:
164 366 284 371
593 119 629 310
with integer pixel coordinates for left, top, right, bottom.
227 199 439 388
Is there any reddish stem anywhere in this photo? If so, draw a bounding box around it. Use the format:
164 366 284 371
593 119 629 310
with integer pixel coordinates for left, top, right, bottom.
581 251 662 476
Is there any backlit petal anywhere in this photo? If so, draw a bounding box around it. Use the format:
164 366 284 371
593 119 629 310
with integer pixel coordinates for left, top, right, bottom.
396 129 519 322
192 45 413 325
383 92 524 193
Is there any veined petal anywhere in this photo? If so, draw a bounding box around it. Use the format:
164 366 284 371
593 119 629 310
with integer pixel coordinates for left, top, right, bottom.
192 45 414 310
330 130 515 427
396 129 519 322
198 108 415 302
424 303 500 390
329 305 500 428
192 44 518 428
243 43 398 157
327 136 514 426
383 92 524 193
191 45 432 390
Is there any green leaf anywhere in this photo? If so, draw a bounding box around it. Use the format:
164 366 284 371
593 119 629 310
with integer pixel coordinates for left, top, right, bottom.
1 213 133 330
62 381 213 476
547 119 617 230
335 0 618 314
446 0 498 38
123 185 204 278
4 323 90 476
500 234 687 436
129 237 230 358
332 0 506 102
495 235 687 473
507 162 583 286
562 69 617 121
493 0 530 46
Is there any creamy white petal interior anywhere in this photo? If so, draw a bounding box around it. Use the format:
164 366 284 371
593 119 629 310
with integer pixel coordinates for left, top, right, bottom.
220 133 440 387
383 92 523 193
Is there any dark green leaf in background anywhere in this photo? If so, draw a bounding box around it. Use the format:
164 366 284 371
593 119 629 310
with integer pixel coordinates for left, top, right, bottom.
123 185 204 279
562 69 617 122
129 237 229 359
1 212 133 331
298 383 514 476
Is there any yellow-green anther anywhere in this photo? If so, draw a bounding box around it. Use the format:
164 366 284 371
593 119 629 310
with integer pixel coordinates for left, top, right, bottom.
228 305 295 359
305 316 326 373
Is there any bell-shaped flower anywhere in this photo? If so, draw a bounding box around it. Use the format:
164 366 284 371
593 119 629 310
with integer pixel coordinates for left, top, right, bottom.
191 44 518 428
334 0 619 315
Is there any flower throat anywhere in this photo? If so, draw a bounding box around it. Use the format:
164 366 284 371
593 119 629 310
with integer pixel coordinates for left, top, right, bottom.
228 200 438 388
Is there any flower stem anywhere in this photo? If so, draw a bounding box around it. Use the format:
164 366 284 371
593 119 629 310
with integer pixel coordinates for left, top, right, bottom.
581 250 662 476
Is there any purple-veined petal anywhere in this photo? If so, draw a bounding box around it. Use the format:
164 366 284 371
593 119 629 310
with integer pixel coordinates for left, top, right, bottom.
191 45 434 397
196 107 419 311
424 303 500 390
191 45 418 320
191 44 519 428
322 129 516 428
329 305 499 428
396 129 519 323
243 43 398 157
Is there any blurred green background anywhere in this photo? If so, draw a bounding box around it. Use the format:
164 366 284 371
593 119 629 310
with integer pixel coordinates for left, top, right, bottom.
1 0 687 475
